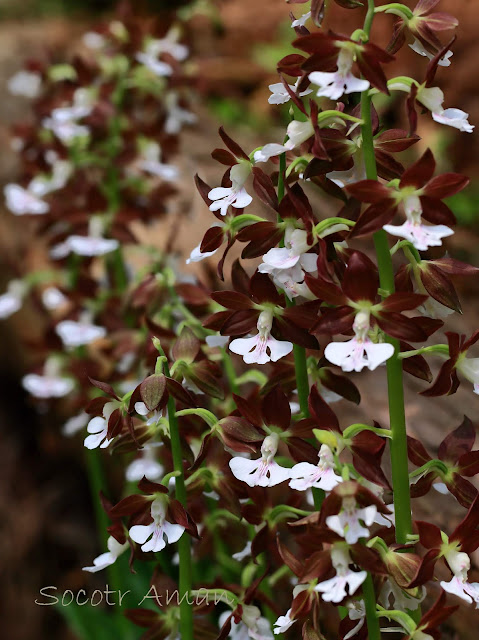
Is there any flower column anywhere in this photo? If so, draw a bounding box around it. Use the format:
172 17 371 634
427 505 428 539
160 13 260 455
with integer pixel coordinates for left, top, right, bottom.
361 0 412 545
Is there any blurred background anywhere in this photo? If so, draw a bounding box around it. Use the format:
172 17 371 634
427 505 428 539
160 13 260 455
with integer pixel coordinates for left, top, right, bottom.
0 0 478 638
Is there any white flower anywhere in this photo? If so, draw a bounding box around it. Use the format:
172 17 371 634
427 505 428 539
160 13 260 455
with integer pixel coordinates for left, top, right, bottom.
51 235 119 259
380 578 425 612
327 153 366 188
383 221 454 251
0 280 25 318
129 497 185 553
285 119 315 150
4 184 49 215
82 535 128 573
409 39 453 67
374 503 395 528
205 334 230 348
186 243 219 264
126 445 164 482
84 406 115 450
23 358 74 398
260 228 314 271
273 609 295 635
416 86 474 133
456 356 479 395
315 545 367 603
241 605 274 640
309 49 369 101
208 162 253 217
344 599 366 640
326 496 377 544
42 287 68 310
253 143 288 163
232 541 252 562
164 92 196 135
291 11 311 28
147 31 189 61
229 309 293 365
432 108 474 132
136 49 173 77
289 444 342 492
29 160 72 197
138 141 179 181
62 411 89 436
43 117 90 144
229 433 290 488
268 80 312 105
382 192 454 250
440 550 479 605
8 70 42 98
325 310 394 372
418 296 455 320
55 318 106 348
441 576 479 605
83 31 106 50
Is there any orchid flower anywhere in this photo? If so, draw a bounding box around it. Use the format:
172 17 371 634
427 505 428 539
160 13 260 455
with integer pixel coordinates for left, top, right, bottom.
289 444 342 492
129 496 185 553
314 544 367 603
229 309 293 365
229 433 290 488
82 536 128 573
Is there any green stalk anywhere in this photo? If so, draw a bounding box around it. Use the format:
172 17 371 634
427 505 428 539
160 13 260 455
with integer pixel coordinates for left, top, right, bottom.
362 573 381 640
360 0 412 547
163 358 194 640
278 156 323 510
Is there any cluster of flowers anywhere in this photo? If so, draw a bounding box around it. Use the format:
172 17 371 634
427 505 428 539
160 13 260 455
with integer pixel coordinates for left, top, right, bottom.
3 1 479 639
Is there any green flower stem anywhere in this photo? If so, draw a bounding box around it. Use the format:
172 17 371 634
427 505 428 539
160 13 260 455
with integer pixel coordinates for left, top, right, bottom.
84 448 122 628
163 356 194 640
362 573 381 640
361 0 412 548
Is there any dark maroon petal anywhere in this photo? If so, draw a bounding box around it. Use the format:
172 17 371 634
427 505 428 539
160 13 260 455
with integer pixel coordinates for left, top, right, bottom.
212 148 237 166
356 51 390 95
293 32 338 56
319 367 361 404
423 173 469 199
342 251 379 302
420 359 455 396
400 341 433 382
283 301 321 329
458 451 479 477
220 309 259 335
380 292 427 312
420 591 459 633
312 306 356 335
420 263 461 312
375 312 428 342
345 180 392 203
438 415 475 463
348 201 396 238
233 393 263 428
408 435 432 466
250 271 284 305
400 148 436 189
277 53 308 77
262 387 291 431
304 274 348 305
431 257 479 276
448 475 478 509
194 174 213 207
420 196 456 226
415 519 442 549
252 167 279 210
239 222 284 259
231 258 251 296
275 316 319 349
200 225 225 253
374 129 420 152
219 126 249 160
308 384 340 432
211 290 254 310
